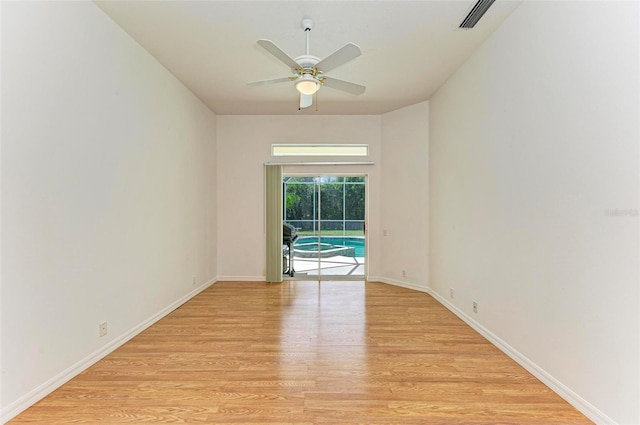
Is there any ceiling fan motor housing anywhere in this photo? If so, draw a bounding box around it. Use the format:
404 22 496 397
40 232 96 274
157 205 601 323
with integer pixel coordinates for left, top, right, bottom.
295 55 320 72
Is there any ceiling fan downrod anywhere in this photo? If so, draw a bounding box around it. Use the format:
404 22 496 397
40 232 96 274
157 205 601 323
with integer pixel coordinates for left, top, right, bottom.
302 18 313 56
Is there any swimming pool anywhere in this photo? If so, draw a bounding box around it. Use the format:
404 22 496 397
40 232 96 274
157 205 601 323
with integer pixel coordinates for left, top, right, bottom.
294 236 365 258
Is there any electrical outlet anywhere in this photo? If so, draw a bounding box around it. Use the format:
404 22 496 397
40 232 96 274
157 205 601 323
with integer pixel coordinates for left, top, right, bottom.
99 322 108 337
383 229 388 236
450 288 454 299
402 270 406 277
192 276 197 286
472 302 478 314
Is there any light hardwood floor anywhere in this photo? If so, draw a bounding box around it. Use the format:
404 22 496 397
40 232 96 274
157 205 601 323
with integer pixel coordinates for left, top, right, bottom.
10 281 592 424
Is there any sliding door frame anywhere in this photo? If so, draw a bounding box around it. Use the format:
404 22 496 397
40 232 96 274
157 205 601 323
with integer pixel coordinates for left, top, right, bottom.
282 172 368 280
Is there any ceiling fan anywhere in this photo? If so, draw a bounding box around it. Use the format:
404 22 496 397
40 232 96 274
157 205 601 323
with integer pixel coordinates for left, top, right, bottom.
248 18 365 110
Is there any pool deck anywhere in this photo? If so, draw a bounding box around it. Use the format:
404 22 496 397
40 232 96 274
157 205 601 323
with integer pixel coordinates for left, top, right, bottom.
288 255 365 277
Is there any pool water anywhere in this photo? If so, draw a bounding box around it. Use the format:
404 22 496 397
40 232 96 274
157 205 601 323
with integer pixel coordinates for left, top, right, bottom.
295 236 365 257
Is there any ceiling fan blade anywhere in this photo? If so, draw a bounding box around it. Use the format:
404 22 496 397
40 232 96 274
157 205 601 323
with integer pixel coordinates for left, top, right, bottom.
316 43 361 73
322 76 366 96
247 76 293 87
299 93 313 109
257 39 300 70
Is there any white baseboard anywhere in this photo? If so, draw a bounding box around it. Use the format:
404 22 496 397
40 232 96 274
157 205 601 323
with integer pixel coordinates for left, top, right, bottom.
368 276 430 293
425 287 617 425
1 278 217 424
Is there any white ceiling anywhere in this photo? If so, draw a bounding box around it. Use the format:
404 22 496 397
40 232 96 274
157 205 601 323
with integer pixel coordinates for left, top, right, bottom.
95 1 522 115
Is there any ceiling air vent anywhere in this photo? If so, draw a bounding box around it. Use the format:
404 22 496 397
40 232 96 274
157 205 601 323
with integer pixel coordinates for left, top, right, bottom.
459 0 496 28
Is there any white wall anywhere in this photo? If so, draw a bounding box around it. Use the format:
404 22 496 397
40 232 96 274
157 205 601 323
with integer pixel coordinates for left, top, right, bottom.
429 1 639 424
380 102 429 289
0 2 217 420
216 115 381 280
3 0 636 423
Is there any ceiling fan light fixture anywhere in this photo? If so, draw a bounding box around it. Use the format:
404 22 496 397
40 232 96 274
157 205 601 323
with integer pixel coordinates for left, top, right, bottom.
295 75 320 95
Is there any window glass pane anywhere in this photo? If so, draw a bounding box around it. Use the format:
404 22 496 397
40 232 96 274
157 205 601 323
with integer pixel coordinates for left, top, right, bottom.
285 176 315 183
345 183 365 220
319 182 343 221
319 176 343 183
284 182 317 234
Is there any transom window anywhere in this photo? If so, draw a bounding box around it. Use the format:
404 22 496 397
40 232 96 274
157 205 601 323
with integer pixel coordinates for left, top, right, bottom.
271 144 368 157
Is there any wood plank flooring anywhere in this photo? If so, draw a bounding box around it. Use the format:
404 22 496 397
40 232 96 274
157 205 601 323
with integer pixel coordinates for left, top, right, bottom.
9 281 592 424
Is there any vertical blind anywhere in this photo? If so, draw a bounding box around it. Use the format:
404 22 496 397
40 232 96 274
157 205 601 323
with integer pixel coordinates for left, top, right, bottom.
265 165 283 283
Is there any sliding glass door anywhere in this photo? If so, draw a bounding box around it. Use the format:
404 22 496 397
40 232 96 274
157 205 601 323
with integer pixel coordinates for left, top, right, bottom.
283 176 366 279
